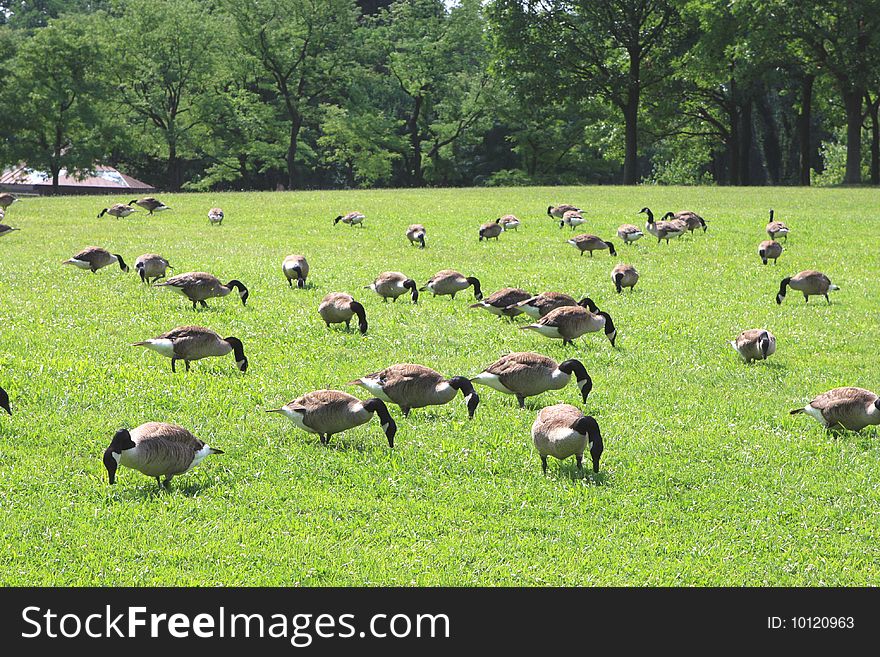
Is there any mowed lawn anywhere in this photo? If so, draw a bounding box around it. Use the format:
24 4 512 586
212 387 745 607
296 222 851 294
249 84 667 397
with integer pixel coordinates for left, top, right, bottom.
0 186 878 586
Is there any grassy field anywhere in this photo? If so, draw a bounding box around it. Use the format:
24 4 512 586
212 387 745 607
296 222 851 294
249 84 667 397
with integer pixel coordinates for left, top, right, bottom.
0 186 878 586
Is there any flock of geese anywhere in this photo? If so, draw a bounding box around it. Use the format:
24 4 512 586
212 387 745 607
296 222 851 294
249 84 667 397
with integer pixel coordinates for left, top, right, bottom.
0 192 878 489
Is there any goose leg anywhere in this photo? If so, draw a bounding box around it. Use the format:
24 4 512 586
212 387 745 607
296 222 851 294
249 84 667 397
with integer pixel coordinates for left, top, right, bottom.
576 454 583 472
825 294 830 304
516 394 526 409
163 476 172 489
171 358 177 373
184 360 190 372
402 407 411 418
192 301 198 310
345 320 351 330
155 477 162 488
287 278 293 288
541 456 548 475
199 300 208 308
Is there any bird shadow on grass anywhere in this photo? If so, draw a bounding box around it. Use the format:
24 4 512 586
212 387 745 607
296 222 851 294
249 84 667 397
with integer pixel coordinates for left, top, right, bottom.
550 463 610 486
105 469 235 500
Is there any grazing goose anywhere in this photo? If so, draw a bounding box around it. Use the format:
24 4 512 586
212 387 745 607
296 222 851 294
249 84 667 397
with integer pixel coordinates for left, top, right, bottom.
559 210 586 229
130 197 170 215
776 270 838 304
267 390 397 447
509 292 595 319
334 211 366 227
282 255 309 288
470 287 532 318
103 422 223 489
0 193 17 209
520 303 616 347
319 292 368 334
134 253 172 284
62 246 129 273
531 404 604 474
731 329 776 364
0 223 20 237
639 207 685 244
133 325 248 373
349 364 480 418
97 203 139 219
0 386 10 415
472 352 592 408
758 240 783 265
790 387 880 431
155 272 249 309
617 224 644 244
406 224 427 248
497 214 520 231
208 207 224 225
766 209 789 241
420 269 483 300
568 234 616 257
663 211 706 233
367 271 419 303
547 204 580 219
611 264 639 293
479 221 504 241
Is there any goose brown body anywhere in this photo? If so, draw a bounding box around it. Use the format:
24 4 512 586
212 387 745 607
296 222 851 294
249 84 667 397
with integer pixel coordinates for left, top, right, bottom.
319 292 368 333
511 292 584 319
0 224 19 237
766 210 789 240
521 304 616 346
133 325 248 372
349 364 480 418
617 224 644 243
155 271 249 308
0 193 17 209
731 329 776 363
283 255 310 288
208 208 224 225
479 221 504 241
790 387 880 431
62 246 129 273
559 210 586 229
776 270 838 304
472 352 592 407
135 253 172 283
335 211 365 227
568 234 616 256
406 224 426 248
130 197 169 214
548 204 580 219
368 271 418 303
98 203 138 219
420 269 483 300
497 214 520 230
531 404 604 474
758 240 783 265
470 287 532 317
611 264 639 292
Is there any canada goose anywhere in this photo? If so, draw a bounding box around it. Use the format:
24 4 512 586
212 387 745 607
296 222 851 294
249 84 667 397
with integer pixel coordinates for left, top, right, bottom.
559 210 586 230
469 287 532 318
334 211 366 227
154 272 249 309
568 234 616 257
509 292 595 319
531 404 603 474
349 364 480 418
497 215 520 231
134 253 172 284
406 224 426 248
0 386 10 415
133 325 248 372
103 422 223 488
282 254 309 288
611 264 639 293
758 240 783 265
472 352 592 408
130 197 170 215
97 203 139 219
62 246 129 273
267 390 397 447
0 207 4 219
731 329 776 364
0 193 17 209
0 224 20 237
208 207 224 225
639 207 685 244
547 204 580 219
319 292 368 334
663 211 706 233
479 221 504 241
766 209 789 241
617 224 644 244
367 271 419 303
776 270 838 304
790 387 880 431
520 303 616 347
419 269 483 300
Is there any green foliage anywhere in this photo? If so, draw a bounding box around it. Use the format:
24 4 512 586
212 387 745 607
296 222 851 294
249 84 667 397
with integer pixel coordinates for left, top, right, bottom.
317 105 402 187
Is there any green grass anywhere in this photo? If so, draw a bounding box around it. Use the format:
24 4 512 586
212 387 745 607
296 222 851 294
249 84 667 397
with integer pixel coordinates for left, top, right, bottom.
1 186 878 586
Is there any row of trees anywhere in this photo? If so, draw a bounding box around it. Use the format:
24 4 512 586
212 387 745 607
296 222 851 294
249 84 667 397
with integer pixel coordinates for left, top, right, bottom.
1 0 879 192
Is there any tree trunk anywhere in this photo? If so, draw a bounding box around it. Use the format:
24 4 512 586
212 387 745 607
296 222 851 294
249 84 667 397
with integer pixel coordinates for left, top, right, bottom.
407 94 424 186
798 75 814 186
739 98 752 185
287 114 302 190
867 94 880 185
167 140 181 192
843 89 864 184
728 105 740 186
50 164 60 195
622 51 640 185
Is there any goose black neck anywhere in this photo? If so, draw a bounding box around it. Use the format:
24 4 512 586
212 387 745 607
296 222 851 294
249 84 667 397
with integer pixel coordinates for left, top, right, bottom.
662 212 674 220
769 209 774 220
350 301 368 334
449 376 480 418
605 240 616 256
129 199 138 206
614 272 624 293
98 208 108 218
599 311 615 333
758 332 771 359
114 255 129 272
641 207 654 222
777 277 790 304
225 336 248 372
405 279 419 303
226 280 249 305
136 263 146 282
334 215 343 224
578 297 598 313
292 265 305 288
466 277 482 300
574 416 603 472
418 234 426 248
559 359 592 401
0 387 10 415
547 206 554 217
363 398 397 447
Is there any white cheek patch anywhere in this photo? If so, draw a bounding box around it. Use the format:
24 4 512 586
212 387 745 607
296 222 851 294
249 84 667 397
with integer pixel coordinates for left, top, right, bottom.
112 452 121 463
188 444 214 470
577 379 588 391
588 441 594 450
381 422 390 433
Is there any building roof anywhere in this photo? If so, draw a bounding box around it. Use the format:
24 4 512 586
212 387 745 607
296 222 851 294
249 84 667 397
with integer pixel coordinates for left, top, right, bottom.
0 164 155 192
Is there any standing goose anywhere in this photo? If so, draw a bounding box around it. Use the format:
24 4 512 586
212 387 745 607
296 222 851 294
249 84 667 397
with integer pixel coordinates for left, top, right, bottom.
406 224 427 248
0 193 17 209
0 386 10 415
479 221 504 241
62 246 129 273
349 364 480 418
731 329 776 364
334 211 366 227
617 224 644 244
208 207 224 225
154 272 249 309
367 271 419 303
520 303 616 347
134 253 172 284
319 292 368 334
103 422 223 489
531 404 604 474
547 204 580 219
497 214 520 231
282 255 309 288
509 292 594 319
97 203 139 219
776 270 838 305
639 207 685 244
133 325 248 373
419 269 483 300
559 210 586 229
758 240 783 265
0 223 20 237
611 264 639 293
790 387 880 431
130 197 170 215
267 390 397 447
472 352 592 408
567 234 616 257
469 287 532 318
663 211 706 233
766 209 789 241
